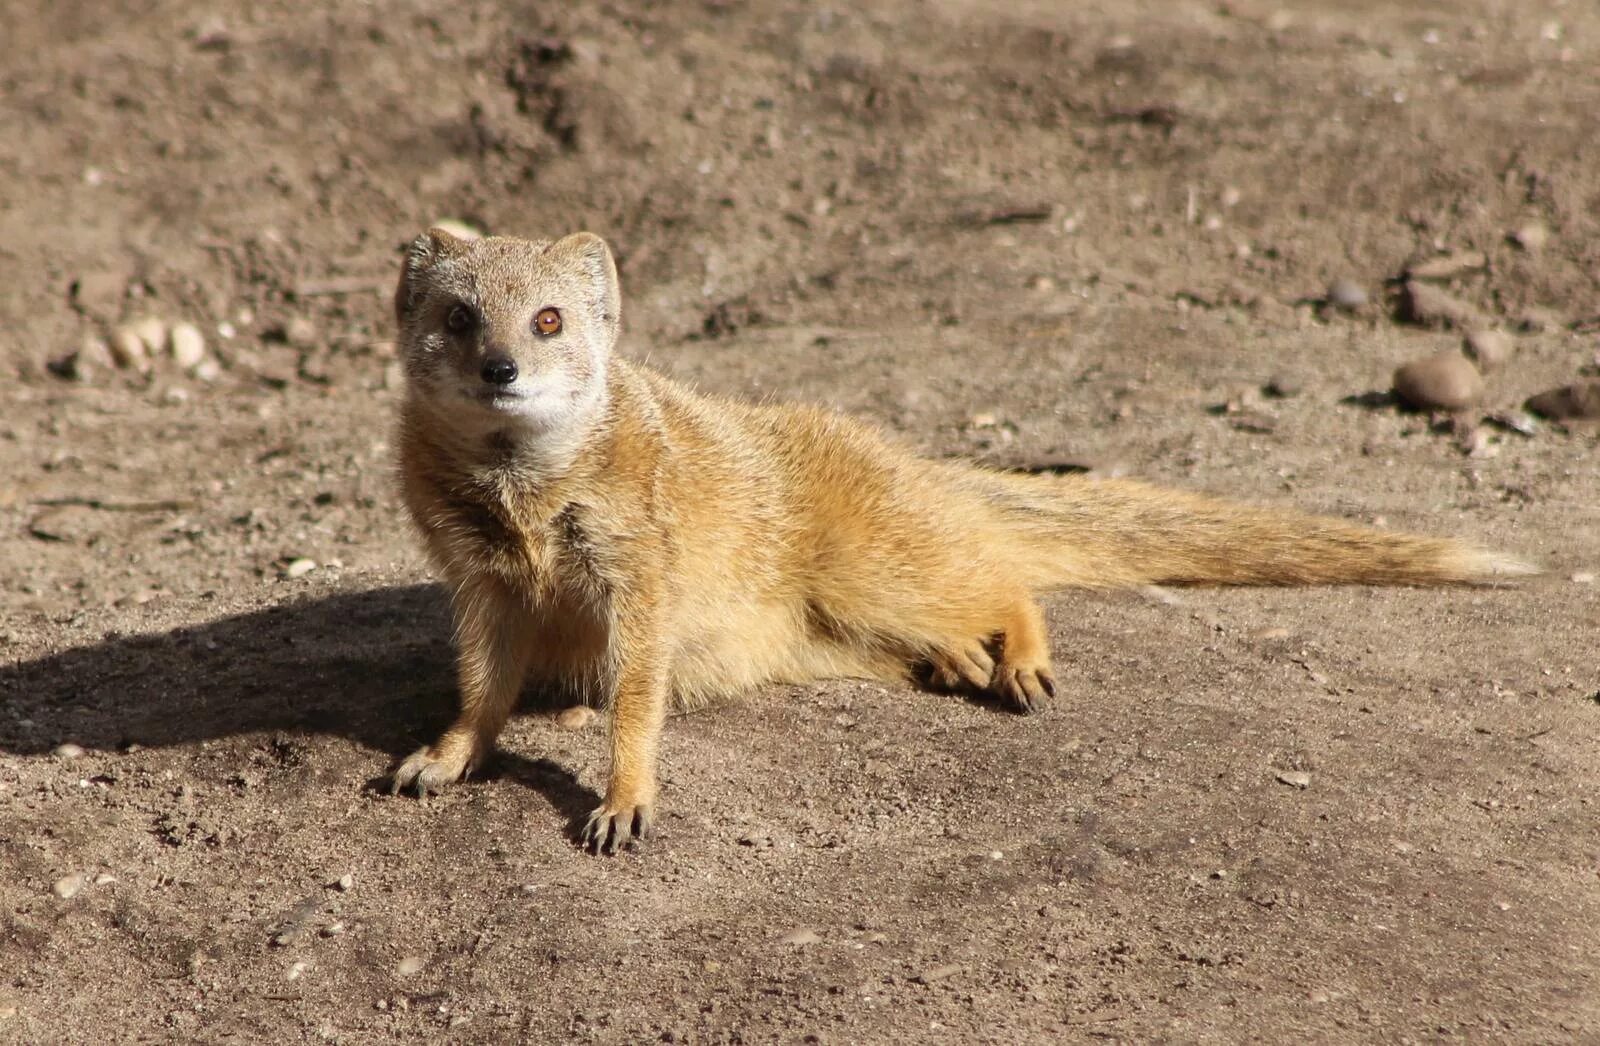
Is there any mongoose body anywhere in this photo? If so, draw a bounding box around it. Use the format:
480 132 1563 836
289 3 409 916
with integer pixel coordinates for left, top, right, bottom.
390 229 1533 852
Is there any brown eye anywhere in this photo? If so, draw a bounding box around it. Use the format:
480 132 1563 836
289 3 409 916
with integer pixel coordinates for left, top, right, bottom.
445 303 475 334
533 307 562 336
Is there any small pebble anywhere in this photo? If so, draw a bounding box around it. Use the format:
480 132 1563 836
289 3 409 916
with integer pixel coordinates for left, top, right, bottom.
556 706 597 730
1392 353 1484 411
93 873 116 886
1525 383 1600 421
287 961 310 981
1509 222 1548 252
285 317 318 348
779 928 820 946
989 850 1004 860
969 411 999 429
1462 329 1512 372
193 359 222 383
1325 279 1367 311
1572 572 1596 585
284 558 318 580
396 956 426 977
80 336 115 370
914 964 961 984
109 326 151 372
335 873 354 892
1460 426 1496 459
128 317 169 356
169 322 206 369
321 922 346 938
1406 251 1487 282
53 743 85 760
1401 282 1486 330
53 872 87 899
1276 771 1312 789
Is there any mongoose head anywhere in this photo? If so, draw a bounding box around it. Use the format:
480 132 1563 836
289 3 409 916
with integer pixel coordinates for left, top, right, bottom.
394 229 620 440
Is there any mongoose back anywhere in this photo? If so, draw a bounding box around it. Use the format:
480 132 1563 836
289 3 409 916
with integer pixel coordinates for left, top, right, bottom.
390 228 1535 853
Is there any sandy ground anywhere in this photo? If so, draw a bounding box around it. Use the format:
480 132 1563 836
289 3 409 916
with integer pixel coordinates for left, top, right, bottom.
2 0 1598 1041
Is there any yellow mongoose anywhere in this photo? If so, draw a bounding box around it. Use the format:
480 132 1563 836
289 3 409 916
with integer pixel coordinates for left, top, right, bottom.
389 229 1534 853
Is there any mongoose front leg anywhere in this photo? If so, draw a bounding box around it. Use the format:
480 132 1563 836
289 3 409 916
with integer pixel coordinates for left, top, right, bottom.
392 579 531 796
580 615 670 854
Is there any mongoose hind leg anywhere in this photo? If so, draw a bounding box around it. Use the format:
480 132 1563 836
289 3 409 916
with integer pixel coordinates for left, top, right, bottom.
919 596 1056 714
925 636 996 691
991 597 1056 714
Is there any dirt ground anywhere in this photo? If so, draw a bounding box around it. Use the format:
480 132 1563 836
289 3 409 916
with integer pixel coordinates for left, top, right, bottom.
2 0 1598 1041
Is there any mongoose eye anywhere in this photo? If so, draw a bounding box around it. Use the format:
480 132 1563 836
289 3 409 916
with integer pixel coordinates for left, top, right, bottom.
533 307 563 336
445 303 475 334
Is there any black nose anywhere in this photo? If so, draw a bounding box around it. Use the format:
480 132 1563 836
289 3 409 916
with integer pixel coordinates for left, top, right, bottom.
480 355 518 386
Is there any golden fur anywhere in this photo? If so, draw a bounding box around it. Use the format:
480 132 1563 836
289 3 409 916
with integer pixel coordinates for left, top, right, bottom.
389 229 1534 852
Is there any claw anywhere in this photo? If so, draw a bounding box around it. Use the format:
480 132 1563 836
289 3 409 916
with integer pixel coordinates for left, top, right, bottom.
579 802 655 855
389 740 477 798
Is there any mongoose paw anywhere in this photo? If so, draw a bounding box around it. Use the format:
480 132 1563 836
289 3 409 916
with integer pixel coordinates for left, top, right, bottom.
996 663 1056 714
579 801 655 855
925 638 996 691
389 740 478 797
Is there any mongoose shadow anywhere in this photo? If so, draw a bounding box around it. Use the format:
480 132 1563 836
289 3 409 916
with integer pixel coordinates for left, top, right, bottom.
0 584 597 824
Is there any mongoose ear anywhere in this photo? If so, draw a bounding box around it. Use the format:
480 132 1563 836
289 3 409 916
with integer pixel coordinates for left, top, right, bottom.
394 228 470 322
549 232 621 341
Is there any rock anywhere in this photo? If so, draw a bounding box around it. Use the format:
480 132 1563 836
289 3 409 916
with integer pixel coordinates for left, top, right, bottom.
396 956 426 977
556 706 597 730
779 928 820 946
334 873 354 892
283 558 318 579
1405 251 1487 282
320 922 346 938
285 317 318 348
1392 353 1484 411
1462 329 1512 372
1487 410 1539 437
1509 222 1548 252
80 337 115 370
169 322 206 370
52 872 87 899
1525 383 1600 421
52 743 85 759
93 873 116 886
128 317 169 357
1400 282 1487 330
287 961 310 981
1571 571 1596 585
193 359 222 383
1325 279 1367 311
109 326 152 372
914 964 961 984
1276 771 1312 789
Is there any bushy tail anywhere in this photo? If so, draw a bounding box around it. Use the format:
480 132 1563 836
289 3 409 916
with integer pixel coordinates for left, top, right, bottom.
970 471 1537 590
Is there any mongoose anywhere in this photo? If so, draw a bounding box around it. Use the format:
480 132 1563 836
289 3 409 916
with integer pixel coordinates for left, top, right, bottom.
389 228 1534 853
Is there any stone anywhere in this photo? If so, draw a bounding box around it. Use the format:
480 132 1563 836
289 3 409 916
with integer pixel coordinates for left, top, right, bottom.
1392 353 1484 411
